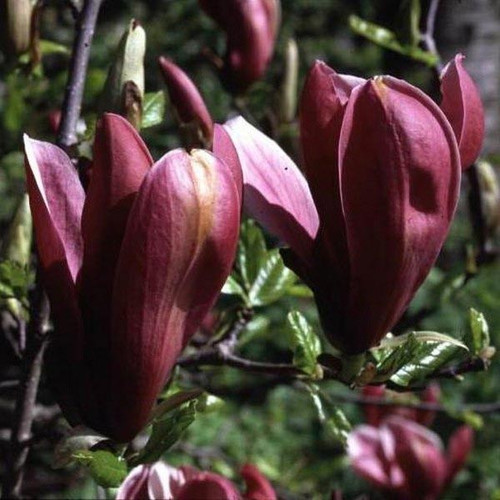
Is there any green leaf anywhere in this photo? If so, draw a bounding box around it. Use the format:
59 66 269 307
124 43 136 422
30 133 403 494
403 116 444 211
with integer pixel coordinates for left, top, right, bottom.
221 274 247 299
372 331 468 386
39 39 70 56
307 384 351 446
133 400 197 465
72 450 127 488
236 219 267 290
0 260 33 303
287 284 314 298
465 308 490 355
141 91 165 129
148 389 203 422
287 311 322 377
395 0 422 47
247 250 296 306
53 427 109 469
349 15 438 66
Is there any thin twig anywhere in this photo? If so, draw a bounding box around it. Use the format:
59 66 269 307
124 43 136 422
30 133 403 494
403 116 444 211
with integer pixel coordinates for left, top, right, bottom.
57 0 104 150
422 0 444 72
328 390 500 415
2 0 104 496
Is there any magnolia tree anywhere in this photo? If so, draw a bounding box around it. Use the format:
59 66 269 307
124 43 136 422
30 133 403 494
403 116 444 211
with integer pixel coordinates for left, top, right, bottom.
0 0 497 498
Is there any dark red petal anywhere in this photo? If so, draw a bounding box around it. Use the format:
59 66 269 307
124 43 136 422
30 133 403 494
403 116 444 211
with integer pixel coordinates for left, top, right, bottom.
240 463 277 500
331 77 460 353
445 426 474 486
177 472 241 500
106 149 240 441
440 54 485 169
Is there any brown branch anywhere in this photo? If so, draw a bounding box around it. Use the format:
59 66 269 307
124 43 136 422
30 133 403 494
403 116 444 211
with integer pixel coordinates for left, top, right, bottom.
2 0 104 497
57 0 104 150
328 390 500 415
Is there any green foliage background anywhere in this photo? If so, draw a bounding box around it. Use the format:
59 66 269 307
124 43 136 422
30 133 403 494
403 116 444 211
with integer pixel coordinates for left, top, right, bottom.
1 1 500 498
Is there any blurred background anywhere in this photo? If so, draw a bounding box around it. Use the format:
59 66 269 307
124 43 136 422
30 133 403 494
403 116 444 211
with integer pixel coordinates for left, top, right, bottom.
1 0 500 498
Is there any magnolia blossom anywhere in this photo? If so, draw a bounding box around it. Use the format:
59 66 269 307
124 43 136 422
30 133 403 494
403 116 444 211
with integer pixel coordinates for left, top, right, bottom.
199 0 280 92
25 113 241 441
347 416 474 500
213 55 484 354
116 461 276 500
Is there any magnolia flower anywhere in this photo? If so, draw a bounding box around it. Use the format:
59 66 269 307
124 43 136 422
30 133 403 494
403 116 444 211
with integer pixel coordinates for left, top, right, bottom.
347 416 474 500
199 0 280 93
116 461 276 500
213 55 484 354
25 113 241 441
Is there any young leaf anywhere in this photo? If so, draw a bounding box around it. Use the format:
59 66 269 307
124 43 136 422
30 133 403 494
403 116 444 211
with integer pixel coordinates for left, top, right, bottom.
53 427 109 469
247 249 296 306
221 274 247 300
349 15 438 66
236 219 267 290
142 91 165 129
132 400 197 465
372 331 468 386
465 308 490 355
0 260 33 303
72 450 127 488
287 311 322 377
307 384 351 446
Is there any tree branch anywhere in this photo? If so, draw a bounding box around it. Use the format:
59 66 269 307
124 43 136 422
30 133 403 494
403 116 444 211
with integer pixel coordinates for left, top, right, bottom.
2 1 104 497
57 0 104 150
423 0 443 72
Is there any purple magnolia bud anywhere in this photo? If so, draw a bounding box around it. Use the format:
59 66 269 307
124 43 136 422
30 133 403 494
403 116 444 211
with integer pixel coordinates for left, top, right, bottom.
158 57 214 149
440 54 485 169
25 113 241 441
199 0 280 93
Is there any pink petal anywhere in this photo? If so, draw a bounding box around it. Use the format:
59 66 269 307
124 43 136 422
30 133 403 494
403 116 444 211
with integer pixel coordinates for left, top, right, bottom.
415 383 441 427
240 463 277 500
116 465 150 500
218 116 319 261
440 54 485 169
106 149 240 441
176 472 241 500
329 76 461 353
147 462 187 500
159 57 214 147
347 424 400 489
445 425 474 486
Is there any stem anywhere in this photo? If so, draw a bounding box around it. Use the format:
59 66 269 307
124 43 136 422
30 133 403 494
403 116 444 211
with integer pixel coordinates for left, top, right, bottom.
57 0 104 150
2 0 103 496
423 0 444 72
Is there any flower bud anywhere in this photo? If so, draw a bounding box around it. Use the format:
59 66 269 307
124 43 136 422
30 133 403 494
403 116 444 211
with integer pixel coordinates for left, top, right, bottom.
476 160 500 242
440 54 484 169
158 57 214 149
199 0 280 93
0 0 33 57
100 20 145 128
279 38 299 123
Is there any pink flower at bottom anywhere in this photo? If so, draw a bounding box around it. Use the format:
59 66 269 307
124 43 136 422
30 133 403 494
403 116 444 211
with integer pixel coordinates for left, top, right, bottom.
116 461 276 500
347 416 473 500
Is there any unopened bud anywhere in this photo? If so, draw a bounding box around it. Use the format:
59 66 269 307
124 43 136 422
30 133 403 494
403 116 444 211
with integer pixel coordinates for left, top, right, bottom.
0 0 34 57
279 38 299 123
477 160 500 240
1 194 32 266
100 19 146 128
158 57 214 149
